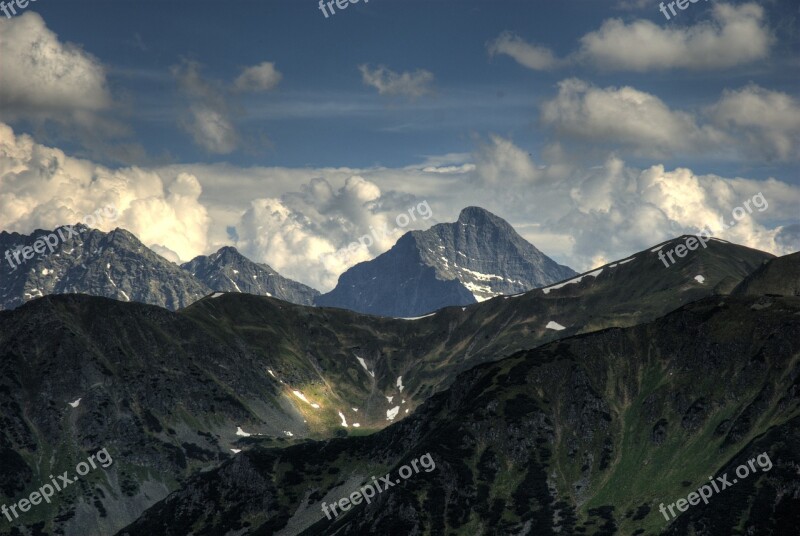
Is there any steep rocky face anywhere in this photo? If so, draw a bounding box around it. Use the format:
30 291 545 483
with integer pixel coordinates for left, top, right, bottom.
415 206 577 299
732 251 800 297
182 246 319 305
316 207 577 317
0 225 211 311
0 240 778 535
116 293 800 536
315 233 477 317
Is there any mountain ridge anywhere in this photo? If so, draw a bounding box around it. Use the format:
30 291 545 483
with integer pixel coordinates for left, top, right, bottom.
116 289 800 535
182 246 319 305
0 238 779 535
0 224 211 311
316 206 578 317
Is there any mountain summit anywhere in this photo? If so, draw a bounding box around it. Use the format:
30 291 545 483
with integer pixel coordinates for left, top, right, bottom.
0 228 319 311
182 246 319 305
315 206 577 317
0 225 210 311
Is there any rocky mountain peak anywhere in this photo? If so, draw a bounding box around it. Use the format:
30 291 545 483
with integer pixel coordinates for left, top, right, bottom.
457 206 511 228
316 207 577 316
182 247 319 305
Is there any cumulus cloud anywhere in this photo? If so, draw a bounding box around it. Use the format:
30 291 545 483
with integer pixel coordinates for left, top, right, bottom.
2 124 797 291
0 123 435 288
124 135 800 280
487 32 558 70
473 134 540 185
707 85 800 160
359 64 434 99
0 12 112 122
234 62 283 92
577 3 773 71
235 175 433 290
541 78 725 158
466 136 799 269
0 123 210 261
0 12 142 161
172 61 239 154
540 79 800 162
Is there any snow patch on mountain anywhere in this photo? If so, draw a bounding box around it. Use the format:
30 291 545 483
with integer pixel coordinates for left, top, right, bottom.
542 268 603 294
355 356 375 377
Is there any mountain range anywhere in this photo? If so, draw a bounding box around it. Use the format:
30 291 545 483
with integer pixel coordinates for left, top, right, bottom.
1 231 797 534
0 207 575 317
0 226 317 312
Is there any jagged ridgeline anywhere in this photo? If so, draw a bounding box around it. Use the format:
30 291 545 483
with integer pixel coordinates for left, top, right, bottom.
1 207 570 316
0 227 317 312
0 247 797 534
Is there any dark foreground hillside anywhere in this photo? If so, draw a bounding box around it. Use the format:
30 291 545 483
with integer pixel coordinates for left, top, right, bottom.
118 291 800 535
0 242 789 535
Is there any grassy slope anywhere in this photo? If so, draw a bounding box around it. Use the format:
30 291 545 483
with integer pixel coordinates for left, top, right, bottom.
117 294 800 535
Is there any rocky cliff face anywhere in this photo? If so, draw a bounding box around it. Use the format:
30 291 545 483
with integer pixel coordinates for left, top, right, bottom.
0 225 210 311
316 207 577 317
182 246 319 305
0 228 321 312
732 251 800 297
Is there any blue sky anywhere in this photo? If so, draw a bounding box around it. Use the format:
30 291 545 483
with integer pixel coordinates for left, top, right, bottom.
1 0 798 289
18 0 798 175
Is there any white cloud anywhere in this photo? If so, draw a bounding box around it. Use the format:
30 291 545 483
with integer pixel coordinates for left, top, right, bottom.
234 62 282 92
235 175 433 290
540 78 725 158
185 105 239 154
2 125 797 291
359 64 434 99
149 244 182 264
0 123 210 262
707 85 800 161
465 137 799 269
487 32 558 70
541 78 719 155
0 12 112 122
540 79 800 162
577 3 772 71
172 61 239 154
421 164 476 174
0 12 138 160
473 134 540 185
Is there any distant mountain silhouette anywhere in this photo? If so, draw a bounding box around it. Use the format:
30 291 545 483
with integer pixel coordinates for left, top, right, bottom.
316 206 577 317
